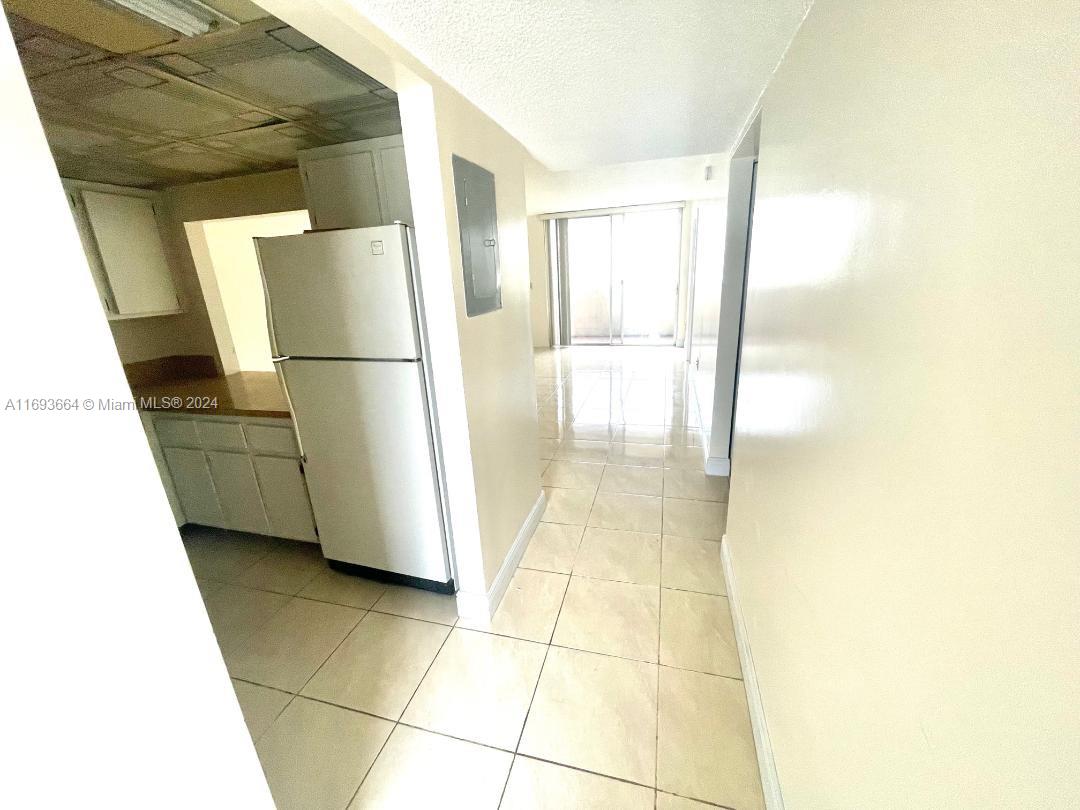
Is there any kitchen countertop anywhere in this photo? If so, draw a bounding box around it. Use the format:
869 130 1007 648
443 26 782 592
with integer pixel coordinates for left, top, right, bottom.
133 371 291 419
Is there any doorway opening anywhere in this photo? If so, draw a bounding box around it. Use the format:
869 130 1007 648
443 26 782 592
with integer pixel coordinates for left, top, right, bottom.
684 199 729 418
186 210 310 375
701 111 760 475
550 206 683 346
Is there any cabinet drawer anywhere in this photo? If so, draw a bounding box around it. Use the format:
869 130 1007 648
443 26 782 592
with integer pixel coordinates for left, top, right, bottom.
196 420 247 451
155 418 199 448
245 423 299 456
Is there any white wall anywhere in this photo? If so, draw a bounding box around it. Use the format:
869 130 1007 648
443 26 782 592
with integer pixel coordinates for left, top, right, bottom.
429 90 544 591
525 153 729 215
188 210 310 374
726 1 1080 807
0 17 271 806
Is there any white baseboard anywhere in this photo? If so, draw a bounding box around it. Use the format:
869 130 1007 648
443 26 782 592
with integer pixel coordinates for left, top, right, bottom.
454 590 490 621
455 490 546 622
706 455 731 476
722 535 784 810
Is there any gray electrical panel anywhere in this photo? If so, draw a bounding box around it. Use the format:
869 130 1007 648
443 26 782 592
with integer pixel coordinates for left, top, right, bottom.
452 155 502 317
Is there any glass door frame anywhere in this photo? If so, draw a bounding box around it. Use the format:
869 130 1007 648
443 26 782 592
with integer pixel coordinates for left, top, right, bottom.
546 202 685 347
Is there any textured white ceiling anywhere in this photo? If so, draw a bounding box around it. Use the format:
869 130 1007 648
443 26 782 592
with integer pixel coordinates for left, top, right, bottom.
349 0 811 169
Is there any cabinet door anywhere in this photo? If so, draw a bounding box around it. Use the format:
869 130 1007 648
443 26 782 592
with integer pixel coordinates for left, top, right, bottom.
81 191 179 315
163 447 223 528
253 455 318 543
375 145 413 225
303 151 383 230
141 413 184 526
206 451 268 535
65 190 115 313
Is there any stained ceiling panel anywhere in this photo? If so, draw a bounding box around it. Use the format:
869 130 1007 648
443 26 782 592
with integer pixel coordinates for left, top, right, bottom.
5 2 401 188
41 121 117 152
87 85 243 133
193 126 301 161
216 52 371 107
137 143 256 175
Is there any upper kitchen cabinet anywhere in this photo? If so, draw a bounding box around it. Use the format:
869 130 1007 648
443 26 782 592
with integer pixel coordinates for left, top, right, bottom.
64 181 181 319
298 135 413 230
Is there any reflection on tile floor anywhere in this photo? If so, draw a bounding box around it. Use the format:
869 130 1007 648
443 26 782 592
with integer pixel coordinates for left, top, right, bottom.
185 347 763 809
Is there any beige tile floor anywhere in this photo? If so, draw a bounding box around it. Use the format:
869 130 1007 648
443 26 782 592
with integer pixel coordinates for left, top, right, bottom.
185 346 763 809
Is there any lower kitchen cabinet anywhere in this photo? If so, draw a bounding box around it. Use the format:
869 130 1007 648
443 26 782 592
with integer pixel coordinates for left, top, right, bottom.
163 447 224 528
148 413 318 543
253 455 318 542
206 450 269 535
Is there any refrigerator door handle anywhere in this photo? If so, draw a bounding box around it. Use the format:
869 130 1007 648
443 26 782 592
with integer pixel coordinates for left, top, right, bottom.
270 356 307 463
257 241 306 462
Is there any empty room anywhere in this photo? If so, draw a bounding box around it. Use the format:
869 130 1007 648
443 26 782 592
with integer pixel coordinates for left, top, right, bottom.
2 1 1077 808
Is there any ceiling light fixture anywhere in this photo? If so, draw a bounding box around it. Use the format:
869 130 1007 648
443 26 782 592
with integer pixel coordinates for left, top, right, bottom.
102 0 237 38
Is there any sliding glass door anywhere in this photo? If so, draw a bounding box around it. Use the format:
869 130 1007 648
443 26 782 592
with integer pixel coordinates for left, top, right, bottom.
565 216 613 343
616 208 682 343
556 207 682 345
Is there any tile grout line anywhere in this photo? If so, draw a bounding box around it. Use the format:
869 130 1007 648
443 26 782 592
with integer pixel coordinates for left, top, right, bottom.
442 564 741 677
343 616 457 809
231 677 296 748
292 604 367 697
210 352 715 806
342 717 395 809
233 598 366 777
496 621 560 806
205 573 462 628
227 559 738 729
496 453 608 803
232 593 385 801
392 617 456 721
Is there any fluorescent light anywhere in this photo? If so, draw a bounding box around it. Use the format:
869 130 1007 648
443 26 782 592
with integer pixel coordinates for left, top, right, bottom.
103 0 236 38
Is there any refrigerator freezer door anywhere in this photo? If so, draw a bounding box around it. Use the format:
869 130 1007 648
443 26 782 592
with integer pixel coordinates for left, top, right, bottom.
256 225 421 360
280 358 450 584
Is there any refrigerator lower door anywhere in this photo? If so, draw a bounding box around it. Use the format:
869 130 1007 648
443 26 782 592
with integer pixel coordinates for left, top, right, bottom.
281 358 450 586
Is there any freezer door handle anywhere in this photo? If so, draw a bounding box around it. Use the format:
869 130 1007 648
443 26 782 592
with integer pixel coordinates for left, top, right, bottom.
272 356 290 363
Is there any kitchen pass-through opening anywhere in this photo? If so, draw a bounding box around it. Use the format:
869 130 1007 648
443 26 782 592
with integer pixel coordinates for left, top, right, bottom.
186 210 311 375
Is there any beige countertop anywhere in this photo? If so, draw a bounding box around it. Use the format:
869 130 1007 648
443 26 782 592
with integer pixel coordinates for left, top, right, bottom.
133 371 291 419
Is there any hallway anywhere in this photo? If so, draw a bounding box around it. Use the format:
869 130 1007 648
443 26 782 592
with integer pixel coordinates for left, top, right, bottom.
186 346 759 809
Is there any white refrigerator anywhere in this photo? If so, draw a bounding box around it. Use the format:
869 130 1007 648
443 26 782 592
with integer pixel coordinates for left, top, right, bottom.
255 224 453 593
